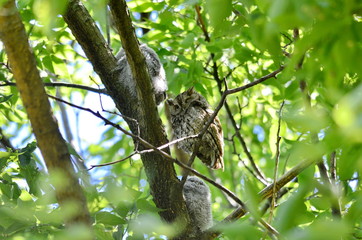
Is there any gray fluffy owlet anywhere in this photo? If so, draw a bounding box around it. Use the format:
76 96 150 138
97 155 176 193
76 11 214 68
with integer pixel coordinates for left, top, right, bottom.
167 87 224 170
183 176 213 232
116 44 167 105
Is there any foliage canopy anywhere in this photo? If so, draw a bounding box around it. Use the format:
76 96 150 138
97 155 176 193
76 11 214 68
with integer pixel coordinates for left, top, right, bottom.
0 0 362 239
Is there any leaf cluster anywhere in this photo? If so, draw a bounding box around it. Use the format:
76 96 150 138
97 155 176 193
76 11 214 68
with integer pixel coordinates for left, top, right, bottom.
1 0 362 239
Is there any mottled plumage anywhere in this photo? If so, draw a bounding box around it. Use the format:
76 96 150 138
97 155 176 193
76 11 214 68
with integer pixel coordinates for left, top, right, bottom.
183 176 213 232
116 44 167 105
167 87 224 170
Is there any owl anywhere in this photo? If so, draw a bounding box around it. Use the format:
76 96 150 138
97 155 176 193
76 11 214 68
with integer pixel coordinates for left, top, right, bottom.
183 176 213 233
167 87 224 170
116 44 167 105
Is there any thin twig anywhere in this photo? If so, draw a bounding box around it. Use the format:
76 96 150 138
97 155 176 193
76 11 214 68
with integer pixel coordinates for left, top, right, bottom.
44 71 288 235
281 32 293 58
195 5 210 42
217 66 284 186
329 151 342 218
194 7 283 236
237 154 268 185
208 169 239 208
0 127 14 150
330 151 337 182
224 99 269 185
226 66 284 95
195 2 285 187
269 101 285 222
88 152 136 170
89 75 108 113
47 94 245 207
260 187 293 216
225 64 244 79
48 88 283 237
0 80 107 94
219 157 317 227
88 134 200 170
294 26 342 217
212 66 284 179
181 84 228 183
134 135 199 154
49 65 284 237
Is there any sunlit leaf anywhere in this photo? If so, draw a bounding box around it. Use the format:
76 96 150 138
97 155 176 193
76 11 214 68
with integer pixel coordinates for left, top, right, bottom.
95 211 126 226
1 0 362 238
0 94 13 104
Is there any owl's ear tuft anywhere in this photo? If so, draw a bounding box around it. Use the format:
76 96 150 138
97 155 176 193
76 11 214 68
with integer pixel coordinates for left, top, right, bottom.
186 87 195 95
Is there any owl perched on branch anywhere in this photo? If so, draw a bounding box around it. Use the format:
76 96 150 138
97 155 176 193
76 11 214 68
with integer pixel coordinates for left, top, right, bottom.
167 87 224 170
183 176 213 233
116 44 167 105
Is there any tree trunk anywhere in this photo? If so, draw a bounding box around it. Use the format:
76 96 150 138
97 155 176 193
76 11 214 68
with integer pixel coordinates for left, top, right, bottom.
0 0 93 232
63 0 190 234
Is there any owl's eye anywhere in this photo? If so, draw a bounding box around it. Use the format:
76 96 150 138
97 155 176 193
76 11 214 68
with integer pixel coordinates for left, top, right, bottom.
192 100 204 107
185 97 193 105
174 104 180 111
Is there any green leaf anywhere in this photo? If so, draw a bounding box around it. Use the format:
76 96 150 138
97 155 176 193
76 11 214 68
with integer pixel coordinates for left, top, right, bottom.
95 211 126 226
0 180 21 200
0 152 12 159
0 157 8 172
18 142 41 196
205 0 232 33
275 188 315 233
33 0 68 36
309 196 330 211
0 94 13 104
180 32 196 48
18 141 37 166
285 219 350 240
333 84 362 143
94 224 115 240
128 1 164 12
216 221 263 240
3 221 32 235
41 53 54 71
136 198 160 213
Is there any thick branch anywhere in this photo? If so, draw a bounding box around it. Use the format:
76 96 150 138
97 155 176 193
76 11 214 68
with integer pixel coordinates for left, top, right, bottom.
108 0 158 120
225 157 317 223
48 94 244 208
0 0 92 229
203 157 317 239
108 0 188 228
64 0 189 231
63 1 117 78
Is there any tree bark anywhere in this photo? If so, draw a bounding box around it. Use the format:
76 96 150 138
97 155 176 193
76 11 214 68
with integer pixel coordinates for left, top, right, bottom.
63 0 190 234
0 0 92 231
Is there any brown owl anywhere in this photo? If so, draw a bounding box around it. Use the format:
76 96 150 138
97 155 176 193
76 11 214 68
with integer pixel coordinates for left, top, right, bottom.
167 87 224 170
